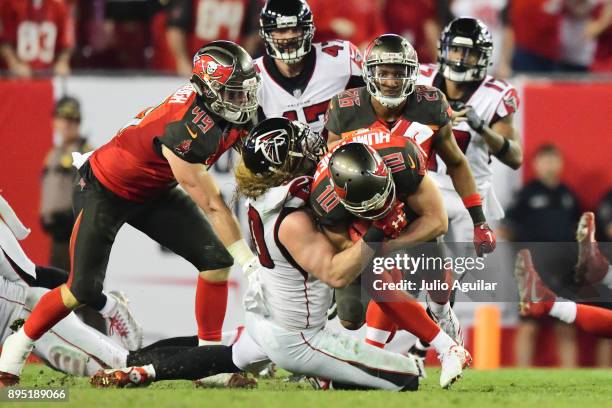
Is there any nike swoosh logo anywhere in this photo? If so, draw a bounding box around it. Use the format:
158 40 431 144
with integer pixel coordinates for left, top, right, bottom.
407 153 416 169
185 124 198 139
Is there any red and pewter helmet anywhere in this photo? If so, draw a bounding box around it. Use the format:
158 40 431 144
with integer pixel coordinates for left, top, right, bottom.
328 142 396 220
363 34 419 109
191 41 260 124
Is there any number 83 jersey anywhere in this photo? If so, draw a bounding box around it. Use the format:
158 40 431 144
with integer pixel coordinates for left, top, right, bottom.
416 64 520 200
255 40 364 135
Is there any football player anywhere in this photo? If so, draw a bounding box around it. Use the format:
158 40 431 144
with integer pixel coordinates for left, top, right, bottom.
417 17 522 247
91 117 430 391
407 17 523 360
0 194 134 377
255 0 364 135
325 34 495 347
515 213 612 338
0 41 261 386
311 132 471 386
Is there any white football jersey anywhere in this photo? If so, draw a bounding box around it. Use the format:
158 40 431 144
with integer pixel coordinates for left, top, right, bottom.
416 64 519 218
246 176 333 331
255 40 363 135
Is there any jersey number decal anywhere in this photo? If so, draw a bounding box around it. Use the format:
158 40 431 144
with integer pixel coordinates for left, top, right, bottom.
381 152 407 173
316 184 340 213
427 130 471 171
248 205 275 268
338 89 360 108
17 22 57 64
283 100 329 125
191 106 215 133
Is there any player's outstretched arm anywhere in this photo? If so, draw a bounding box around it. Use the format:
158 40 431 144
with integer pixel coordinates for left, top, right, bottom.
278 209 375 288
162 145 244 248
384 175 448 253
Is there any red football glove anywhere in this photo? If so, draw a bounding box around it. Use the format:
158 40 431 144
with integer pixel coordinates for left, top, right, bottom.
474 223 496 257
372 201 407 239
348 219 370 242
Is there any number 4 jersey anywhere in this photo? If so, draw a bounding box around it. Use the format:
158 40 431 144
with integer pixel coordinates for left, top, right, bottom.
416 64 520 219
255 40 364 135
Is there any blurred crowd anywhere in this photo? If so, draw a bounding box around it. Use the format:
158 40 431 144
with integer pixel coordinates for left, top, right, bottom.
1 0 612 78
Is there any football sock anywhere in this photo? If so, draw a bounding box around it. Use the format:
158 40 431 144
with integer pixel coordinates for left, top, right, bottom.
134 336 199 355
548 298 577 324
375 296 441 344
196 277 228 342
23 287 72 340
367 269 441 344
574 304 612 338
365 300 396 348
130 345 239 381
430 330 455 355
98 293 117 318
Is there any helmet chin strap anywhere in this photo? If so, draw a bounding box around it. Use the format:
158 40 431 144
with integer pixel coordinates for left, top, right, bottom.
375 94 407 109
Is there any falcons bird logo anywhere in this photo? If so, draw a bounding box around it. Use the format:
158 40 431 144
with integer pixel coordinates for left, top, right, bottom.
254 129 288 165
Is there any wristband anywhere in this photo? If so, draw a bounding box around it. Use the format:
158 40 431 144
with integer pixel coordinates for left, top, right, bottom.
495 138 511 158
227 239 256 267
461 193 482 209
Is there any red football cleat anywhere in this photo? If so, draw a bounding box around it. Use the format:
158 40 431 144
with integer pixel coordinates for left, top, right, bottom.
575 212 610 286
514 250 556 318
0 371 19 387
90 367 152 388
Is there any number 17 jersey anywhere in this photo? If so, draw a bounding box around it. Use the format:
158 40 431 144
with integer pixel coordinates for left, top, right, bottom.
255 40 363 135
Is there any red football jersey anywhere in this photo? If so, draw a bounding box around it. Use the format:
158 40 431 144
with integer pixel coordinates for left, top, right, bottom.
0 0 74 70
510 0 562 60
89 84 246 202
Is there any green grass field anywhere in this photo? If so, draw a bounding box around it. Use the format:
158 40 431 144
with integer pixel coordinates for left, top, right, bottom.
7 364 612 408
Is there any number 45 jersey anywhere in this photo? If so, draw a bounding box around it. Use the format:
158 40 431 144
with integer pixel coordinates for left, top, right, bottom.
255 40 363 135
416 64 520 219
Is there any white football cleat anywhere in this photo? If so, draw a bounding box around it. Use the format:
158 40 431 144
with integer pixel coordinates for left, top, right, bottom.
439 345 471 389
106 291 143 351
